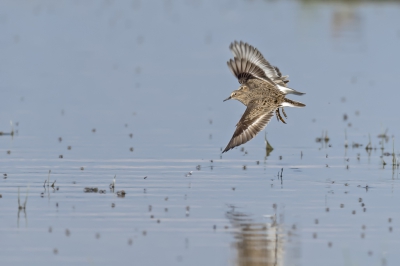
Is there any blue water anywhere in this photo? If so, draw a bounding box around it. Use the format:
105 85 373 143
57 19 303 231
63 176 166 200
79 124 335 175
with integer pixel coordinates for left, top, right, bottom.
1 1 400 265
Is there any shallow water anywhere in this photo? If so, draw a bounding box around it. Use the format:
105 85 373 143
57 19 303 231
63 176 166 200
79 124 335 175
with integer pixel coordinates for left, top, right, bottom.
1 1 400 265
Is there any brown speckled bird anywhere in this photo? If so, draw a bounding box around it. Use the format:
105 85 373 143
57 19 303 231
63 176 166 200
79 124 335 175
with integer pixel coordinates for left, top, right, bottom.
223 41 306 153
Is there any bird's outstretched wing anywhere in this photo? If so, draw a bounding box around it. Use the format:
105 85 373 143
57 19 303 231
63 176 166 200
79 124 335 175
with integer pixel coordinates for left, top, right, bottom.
229 40 289 86
223 103 275 153
227 57 274 85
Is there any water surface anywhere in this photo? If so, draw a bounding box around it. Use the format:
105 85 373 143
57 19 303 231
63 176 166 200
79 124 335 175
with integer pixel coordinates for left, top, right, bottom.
1 1 400 265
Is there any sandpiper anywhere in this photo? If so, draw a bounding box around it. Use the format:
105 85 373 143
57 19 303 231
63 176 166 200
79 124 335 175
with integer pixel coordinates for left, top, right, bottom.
223 41 306 153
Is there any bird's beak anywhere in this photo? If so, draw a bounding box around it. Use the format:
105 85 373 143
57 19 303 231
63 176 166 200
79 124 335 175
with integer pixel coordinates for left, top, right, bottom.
223 96 231 102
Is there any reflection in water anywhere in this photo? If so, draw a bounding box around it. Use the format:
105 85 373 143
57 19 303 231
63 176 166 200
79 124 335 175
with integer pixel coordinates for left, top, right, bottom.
17 209 27 228
227 208 298 266
331 7 362 40
264 132 274 159
17 187 29 228
300 0 367 52
0 121 15 137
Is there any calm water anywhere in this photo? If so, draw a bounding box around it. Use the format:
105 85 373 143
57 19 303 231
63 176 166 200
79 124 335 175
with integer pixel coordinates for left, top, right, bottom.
1 1 400 265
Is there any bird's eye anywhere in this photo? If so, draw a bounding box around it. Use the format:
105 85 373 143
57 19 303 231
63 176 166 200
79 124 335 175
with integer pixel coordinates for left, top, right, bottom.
233 93 236 96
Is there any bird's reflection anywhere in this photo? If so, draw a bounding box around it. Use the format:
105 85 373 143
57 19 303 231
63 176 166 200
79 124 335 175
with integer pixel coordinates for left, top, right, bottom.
226 208 295 266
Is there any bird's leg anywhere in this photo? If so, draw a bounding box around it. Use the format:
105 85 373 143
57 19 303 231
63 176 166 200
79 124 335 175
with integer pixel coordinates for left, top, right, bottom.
275 108 287 124
281 108 287 118
278 109 287 124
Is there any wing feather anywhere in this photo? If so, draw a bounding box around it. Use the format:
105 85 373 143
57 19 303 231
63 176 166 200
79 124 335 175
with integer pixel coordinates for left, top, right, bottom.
229 41 288 85
223 104 275 153
227 58 274 84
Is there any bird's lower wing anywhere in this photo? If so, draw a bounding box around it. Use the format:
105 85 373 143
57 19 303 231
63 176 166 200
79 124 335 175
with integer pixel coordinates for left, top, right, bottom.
223 105 275 153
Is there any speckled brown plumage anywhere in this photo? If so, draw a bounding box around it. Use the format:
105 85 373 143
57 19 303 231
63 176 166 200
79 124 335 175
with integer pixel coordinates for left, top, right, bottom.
223 41 306 153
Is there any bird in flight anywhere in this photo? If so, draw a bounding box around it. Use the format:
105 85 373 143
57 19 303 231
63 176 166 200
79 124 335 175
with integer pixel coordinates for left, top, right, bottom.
222 41 306 153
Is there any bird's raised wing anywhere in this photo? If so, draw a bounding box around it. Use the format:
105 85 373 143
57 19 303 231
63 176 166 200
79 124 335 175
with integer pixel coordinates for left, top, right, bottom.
229 41 289 86
227 57 274 85
223 103 275 153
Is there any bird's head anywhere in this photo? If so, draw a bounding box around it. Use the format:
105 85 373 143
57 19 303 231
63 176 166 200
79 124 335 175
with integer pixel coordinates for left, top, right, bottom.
223 87 248 102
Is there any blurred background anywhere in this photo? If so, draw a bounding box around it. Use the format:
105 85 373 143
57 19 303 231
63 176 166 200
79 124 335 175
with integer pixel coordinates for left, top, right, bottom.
1 0 399 156
1 1 400 265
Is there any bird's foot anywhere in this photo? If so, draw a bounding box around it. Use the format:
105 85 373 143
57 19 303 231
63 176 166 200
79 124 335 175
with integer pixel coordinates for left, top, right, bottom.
282 108 287 118
275 108 287 124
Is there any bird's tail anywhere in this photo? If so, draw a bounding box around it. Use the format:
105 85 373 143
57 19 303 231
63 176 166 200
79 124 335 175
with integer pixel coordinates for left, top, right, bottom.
277 85 305 96
282 98 306 108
